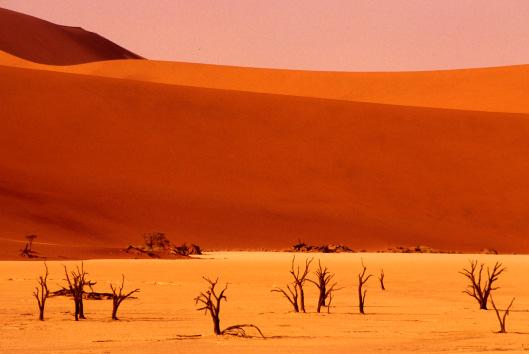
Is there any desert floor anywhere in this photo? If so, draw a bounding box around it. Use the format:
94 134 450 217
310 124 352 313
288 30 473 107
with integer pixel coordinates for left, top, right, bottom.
1 252 529 353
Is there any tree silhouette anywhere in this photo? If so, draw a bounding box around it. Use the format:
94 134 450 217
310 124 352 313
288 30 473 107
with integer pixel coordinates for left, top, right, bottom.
110 275 140 320
33 262 50 321
195 277 264 338
308 260 339 313
357 260 372 314
460 260 505 310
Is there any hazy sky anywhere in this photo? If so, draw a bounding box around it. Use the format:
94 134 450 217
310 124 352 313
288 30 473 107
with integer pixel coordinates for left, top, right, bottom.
2 0 529 71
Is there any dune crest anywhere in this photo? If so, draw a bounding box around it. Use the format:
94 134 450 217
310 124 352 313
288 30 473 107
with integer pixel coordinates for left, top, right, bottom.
2 50 529 114
0 7 142 65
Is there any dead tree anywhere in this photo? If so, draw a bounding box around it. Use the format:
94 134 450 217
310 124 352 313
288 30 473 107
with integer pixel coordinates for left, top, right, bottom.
378 269 385 290
308 260 339 313
292 257 313 312
271 282 299 312
63 263 92 320
195 277 264 338
327 290 336 314
490 295 515 333
110 275 140 320
33 263 50 321
20 234 39 258
272 256 312 313
26 234 37 251
194 277 228 334
357 260 372 314
460 260 506 310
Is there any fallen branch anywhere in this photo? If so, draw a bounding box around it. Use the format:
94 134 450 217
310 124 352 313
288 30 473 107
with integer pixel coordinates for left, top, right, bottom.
221 324 266 338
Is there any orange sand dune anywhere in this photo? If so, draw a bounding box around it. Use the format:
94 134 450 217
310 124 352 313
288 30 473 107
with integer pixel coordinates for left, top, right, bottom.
0 7 142 65
2 51 529 114
2 65 529 253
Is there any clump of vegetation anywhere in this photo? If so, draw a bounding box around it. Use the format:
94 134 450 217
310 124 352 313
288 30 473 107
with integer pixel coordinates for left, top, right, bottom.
460 260 505 310
143 232 171 251
291 240 352 253
20 234 41 258
171 243 202 256
195 277 264 338
383 245 449 253
125 232 202 258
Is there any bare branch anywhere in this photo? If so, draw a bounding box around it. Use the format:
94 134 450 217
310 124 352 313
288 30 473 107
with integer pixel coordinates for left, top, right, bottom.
490 295 515 333
357 259 372 314
110 274 140 320
460 260 506 310
33 262 49 321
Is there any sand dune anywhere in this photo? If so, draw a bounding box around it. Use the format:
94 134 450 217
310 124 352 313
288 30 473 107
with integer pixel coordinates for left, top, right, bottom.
0 7 142 65
2 64 529 253
2 50 529 114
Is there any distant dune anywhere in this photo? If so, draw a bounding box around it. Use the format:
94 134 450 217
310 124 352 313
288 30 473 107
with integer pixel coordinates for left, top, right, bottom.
0 7 142 65
2 8 529 256
1 64 529 253
2 51 529 114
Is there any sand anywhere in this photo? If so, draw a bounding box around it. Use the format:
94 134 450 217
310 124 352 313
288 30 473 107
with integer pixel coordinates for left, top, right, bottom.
2 7 529 253
1 252 528 353
2 63 529 252
0 8 142 65
2 62 529 252
3 50 529 114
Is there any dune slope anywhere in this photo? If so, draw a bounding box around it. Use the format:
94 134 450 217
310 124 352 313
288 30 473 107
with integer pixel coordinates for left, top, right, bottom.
0 7 142 65
1 65 529 253
2 50 529 114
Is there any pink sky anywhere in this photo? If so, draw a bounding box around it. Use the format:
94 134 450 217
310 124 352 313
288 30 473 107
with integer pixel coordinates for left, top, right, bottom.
2 0 529 71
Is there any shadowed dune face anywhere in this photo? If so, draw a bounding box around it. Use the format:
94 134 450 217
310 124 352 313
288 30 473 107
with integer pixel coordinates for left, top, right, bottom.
2 65 529 252
0 7 142 65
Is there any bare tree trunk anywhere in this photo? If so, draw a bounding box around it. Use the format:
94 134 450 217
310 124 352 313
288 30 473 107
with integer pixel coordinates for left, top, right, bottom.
357 260 372 314
33 263 49 321
290 257 312 313
74 300 79 321
316 287 325 313
490 295 515 333
379 269 385 291
64 263 92 321
111 302 119 320
358 282 365 314
79 300 86 319
213 316 221 335
299 287 306 313
308 260 339 314
292 298 299 313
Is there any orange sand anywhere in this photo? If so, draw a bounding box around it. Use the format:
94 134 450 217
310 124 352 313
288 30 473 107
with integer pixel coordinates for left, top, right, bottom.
1 253 528 353
1 63 529 252
3 51 529 114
